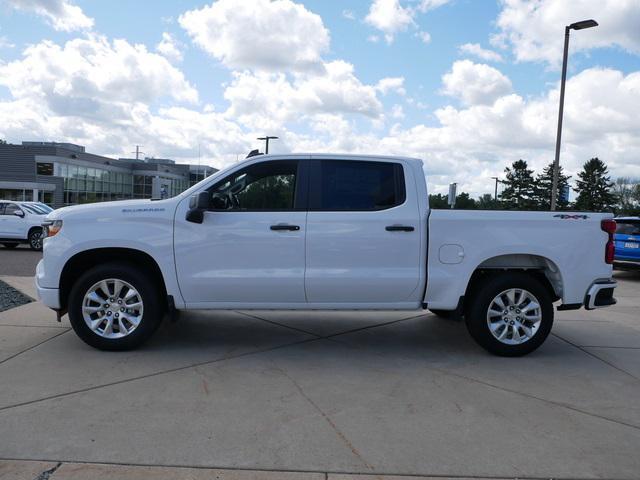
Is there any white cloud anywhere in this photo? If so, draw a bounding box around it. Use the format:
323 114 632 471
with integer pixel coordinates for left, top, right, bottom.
0 36 198 114
223 60 383 130
375 77 406 95
156 32 184 63
365 0 414 44
0 36 15 49
4 0 93 32
442 60 512 106
416 31 431 44
416 0 452 12
178 0 329 72
458 43 503 62
391 104 404 119
365 0 451 43
495 0 640 66
342 9 355 20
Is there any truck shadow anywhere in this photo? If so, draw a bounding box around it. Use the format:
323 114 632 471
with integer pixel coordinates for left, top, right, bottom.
613 267 640 282
147 309 572 363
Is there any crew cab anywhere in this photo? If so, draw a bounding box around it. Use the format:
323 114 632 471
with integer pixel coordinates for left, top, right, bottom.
35 154 617 356
0 201 51 250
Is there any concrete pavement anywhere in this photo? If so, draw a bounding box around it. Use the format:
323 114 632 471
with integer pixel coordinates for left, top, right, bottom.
0 246 41 277
0 270 639 479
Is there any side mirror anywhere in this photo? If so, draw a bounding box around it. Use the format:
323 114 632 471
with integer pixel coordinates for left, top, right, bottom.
14 210 25 218
186 191 210 224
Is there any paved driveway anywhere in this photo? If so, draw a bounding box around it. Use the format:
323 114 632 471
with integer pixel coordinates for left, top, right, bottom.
0 245 41 276
0 270 639 479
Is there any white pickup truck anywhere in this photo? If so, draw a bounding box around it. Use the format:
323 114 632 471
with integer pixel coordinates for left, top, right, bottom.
36 154 617 356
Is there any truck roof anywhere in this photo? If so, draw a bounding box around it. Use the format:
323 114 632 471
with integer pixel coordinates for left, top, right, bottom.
251 153 424 168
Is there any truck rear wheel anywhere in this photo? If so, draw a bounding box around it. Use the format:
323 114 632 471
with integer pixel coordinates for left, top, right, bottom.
465 272 553 356
68 262 163 350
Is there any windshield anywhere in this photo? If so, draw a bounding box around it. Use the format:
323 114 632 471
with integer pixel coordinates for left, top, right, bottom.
22 203 51 215
616 220 640 235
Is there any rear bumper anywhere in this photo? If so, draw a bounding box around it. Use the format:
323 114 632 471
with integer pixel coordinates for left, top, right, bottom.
35 260 60 309
584 280 617 310
614 257 640 265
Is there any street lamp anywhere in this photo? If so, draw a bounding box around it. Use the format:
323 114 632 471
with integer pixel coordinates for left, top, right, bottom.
550 19 598 211
257 136 278 154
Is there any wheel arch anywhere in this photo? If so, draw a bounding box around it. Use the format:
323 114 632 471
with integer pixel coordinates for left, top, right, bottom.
59 247 168 311
464 253 563 306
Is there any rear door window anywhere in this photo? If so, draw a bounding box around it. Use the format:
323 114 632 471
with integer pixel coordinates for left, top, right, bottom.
310 160 405 211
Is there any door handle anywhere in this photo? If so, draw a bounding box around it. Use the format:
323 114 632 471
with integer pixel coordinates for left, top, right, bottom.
270 224 300 231
385 225 414 232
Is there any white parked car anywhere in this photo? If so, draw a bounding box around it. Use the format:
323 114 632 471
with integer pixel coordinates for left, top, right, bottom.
0 201 51 250
35 154 617 356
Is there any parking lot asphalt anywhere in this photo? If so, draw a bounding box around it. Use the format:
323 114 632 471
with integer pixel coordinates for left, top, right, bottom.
0 269 639 480
0 245 41 276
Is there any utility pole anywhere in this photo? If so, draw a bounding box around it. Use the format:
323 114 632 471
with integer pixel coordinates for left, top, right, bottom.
551 19 598 210
131 145 145 160
491 177 500 201
257 136 278 154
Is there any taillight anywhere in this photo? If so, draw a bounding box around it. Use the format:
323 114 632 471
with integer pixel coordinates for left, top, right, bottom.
601 219 616 264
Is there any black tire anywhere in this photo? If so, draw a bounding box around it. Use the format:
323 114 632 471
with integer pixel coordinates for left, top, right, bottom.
28 228 43 251
68 262 163 351
465 272 553 357
2 243 19 249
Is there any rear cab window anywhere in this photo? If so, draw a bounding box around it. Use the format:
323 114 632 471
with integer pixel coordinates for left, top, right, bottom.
616 220 640 236
309 159 406 211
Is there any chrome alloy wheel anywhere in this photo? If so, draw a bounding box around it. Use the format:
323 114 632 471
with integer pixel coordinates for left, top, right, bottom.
82 278 144 339
486 288 542 345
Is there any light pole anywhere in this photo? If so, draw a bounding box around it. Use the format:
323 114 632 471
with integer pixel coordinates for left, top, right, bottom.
550 19 598 210
257 136 278 154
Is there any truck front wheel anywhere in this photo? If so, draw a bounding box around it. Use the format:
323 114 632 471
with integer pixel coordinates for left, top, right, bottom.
68 263 163 350
465 272 553 356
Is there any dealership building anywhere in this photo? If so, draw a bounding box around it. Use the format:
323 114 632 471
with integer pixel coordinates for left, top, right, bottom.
0 142 217 208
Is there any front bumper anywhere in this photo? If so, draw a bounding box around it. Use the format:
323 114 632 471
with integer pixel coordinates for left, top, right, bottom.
35 260 60 309
584 280 617 310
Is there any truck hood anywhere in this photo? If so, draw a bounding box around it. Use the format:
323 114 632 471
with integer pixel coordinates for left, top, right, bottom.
46 198 178 222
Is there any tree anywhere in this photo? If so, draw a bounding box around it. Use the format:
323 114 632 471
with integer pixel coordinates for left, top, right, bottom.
612 177 640 215
429 192 477 209
574 158 616 212
477 193 499 210
499 159 536 209
428 193 449 209
455 192 477 209
533 162 571 210
0 139 7 144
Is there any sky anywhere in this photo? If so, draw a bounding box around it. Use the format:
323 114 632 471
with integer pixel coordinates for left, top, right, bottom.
0 0 639 197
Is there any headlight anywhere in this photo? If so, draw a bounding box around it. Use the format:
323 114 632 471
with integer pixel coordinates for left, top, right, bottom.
43 220 63 238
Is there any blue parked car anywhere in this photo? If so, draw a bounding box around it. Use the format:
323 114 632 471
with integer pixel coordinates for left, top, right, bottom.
614 217 640 264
